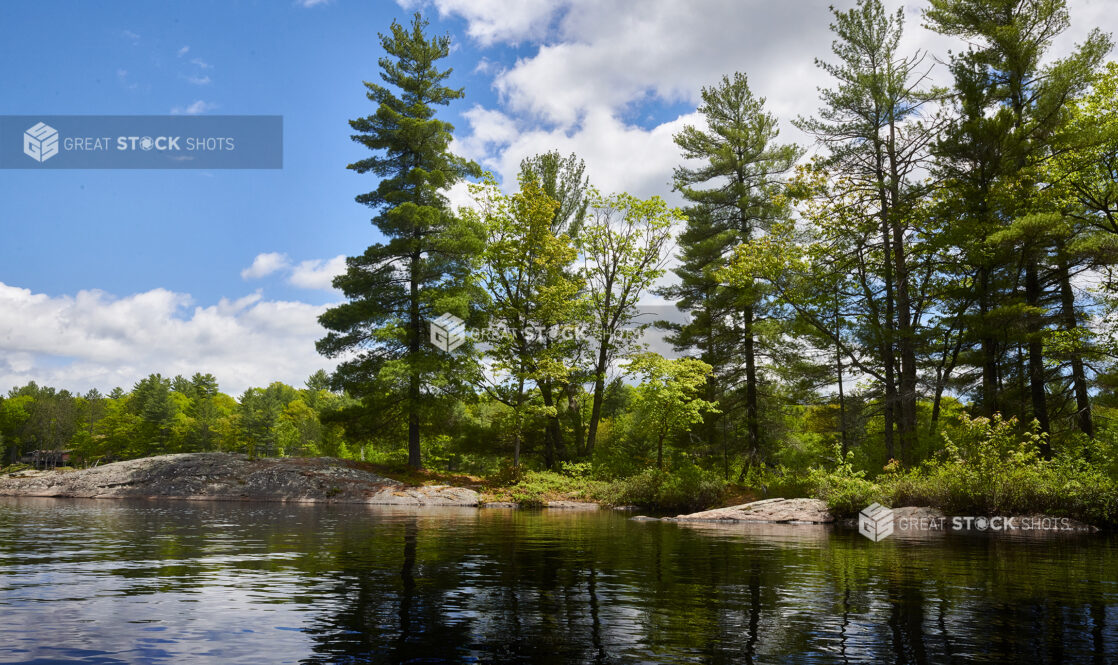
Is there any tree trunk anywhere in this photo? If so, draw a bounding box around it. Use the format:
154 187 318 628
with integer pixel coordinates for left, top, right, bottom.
407 253 422 469
837 337 848 459
513 376 525 467
1024 258 1052 456
743 304 760 463
892 220 917 465
1056 248 1093 438
881 218 896 463
585 339 610 455
979 268 999 418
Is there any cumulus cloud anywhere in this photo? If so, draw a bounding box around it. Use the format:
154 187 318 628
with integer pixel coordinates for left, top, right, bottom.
240 253 347 292
289 255 347 291
431 0 1112 206
0 282 337 396
241 252 291 280
400 0 559 45
458 106 701 204
171 100 217 115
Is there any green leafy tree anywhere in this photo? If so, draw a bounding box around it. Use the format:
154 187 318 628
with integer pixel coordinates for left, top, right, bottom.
468 174 586 467
317 13 481 469
627 352 719 470
580 191 681 457
518 152 594 455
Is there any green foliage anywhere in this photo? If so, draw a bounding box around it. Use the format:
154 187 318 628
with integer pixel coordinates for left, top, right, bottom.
790 414 1118 526
604 462 726 513
485 469 609 508
626 352 719 469
318 11 482 469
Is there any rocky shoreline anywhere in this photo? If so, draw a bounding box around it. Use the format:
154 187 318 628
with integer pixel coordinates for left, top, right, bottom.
0 454 1104 533
0 453 479 506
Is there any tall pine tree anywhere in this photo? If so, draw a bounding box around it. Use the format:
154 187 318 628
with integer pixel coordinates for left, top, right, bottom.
317 13 480 469
669 72 799 470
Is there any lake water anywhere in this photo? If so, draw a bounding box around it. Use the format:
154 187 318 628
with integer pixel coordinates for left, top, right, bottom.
0 498 1115 664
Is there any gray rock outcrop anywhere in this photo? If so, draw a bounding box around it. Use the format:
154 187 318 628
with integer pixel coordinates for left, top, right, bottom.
673 497 834 523
0 453 479 506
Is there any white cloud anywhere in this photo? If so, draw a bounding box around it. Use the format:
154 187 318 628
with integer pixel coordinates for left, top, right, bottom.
177 45 190 57
400 0 560 45
240 253 347 291
0 282 338 396
190 58 212 70
442 0 1115 210
289 255 347 291
186 75 212 86
121 29 140 44
241 252 291 280
171 100 217 115
296 0 332 7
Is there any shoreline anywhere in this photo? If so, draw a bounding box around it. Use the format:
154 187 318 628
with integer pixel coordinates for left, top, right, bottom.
0 452 1104 533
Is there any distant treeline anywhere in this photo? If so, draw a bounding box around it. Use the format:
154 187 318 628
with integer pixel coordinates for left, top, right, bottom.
0 371 357 466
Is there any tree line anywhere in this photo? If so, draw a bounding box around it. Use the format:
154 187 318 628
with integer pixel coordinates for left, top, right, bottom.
0 371 356 466
315 0 1118 479
5 0 1117 486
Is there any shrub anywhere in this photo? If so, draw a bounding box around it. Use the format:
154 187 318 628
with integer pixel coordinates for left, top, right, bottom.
605 462 726 513
807 414 1118 526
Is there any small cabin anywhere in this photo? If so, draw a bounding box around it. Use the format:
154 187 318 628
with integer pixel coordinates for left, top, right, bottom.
20 450 74 470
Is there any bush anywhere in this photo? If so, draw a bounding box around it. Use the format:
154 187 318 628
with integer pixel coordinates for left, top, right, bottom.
803 414 1118 526
605 462 726 513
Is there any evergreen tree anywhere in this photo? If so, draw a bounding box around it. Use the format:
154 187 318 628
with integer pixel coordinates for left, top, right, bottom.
670 72 799 468
317 13 480 469
926 0 1111 450
795 0 942 463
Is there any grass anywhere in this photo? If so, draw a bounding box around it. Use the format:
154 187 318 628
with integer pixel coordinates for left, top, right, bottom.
480 470 610 508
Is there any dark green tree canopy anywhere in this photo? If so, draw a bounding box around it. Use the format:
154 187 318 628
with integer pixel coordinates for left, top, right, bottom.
318 12 480 468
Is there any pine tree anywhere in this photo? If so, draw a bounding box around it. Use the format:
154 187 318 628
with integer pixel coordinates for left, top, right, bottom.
670 72 799 469
317 13 480 469
795 0 941 464
926 0 1111 450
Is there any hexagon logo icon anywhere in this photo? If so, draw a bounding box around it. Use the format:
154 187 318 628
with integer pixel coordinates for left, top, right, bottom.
24 122 59 163
429 312 465 352
858 502 895 542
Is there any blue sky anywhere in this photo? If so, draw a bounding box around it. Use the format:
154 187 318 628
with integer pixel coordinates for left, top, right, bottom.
0 0 1113 395
0 1 510 306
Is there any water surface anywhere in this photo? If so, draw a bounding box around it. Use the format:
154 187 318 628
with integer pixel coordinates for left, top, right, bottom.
1 498 1115 663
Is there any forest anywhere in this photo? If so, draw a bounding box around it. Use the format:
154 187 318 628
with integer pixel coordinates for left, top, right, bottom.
4 0 1118 520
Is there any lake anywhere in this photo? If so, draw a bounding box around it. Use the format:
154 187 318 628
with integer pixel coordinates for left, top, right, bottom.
0 498 1115 664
